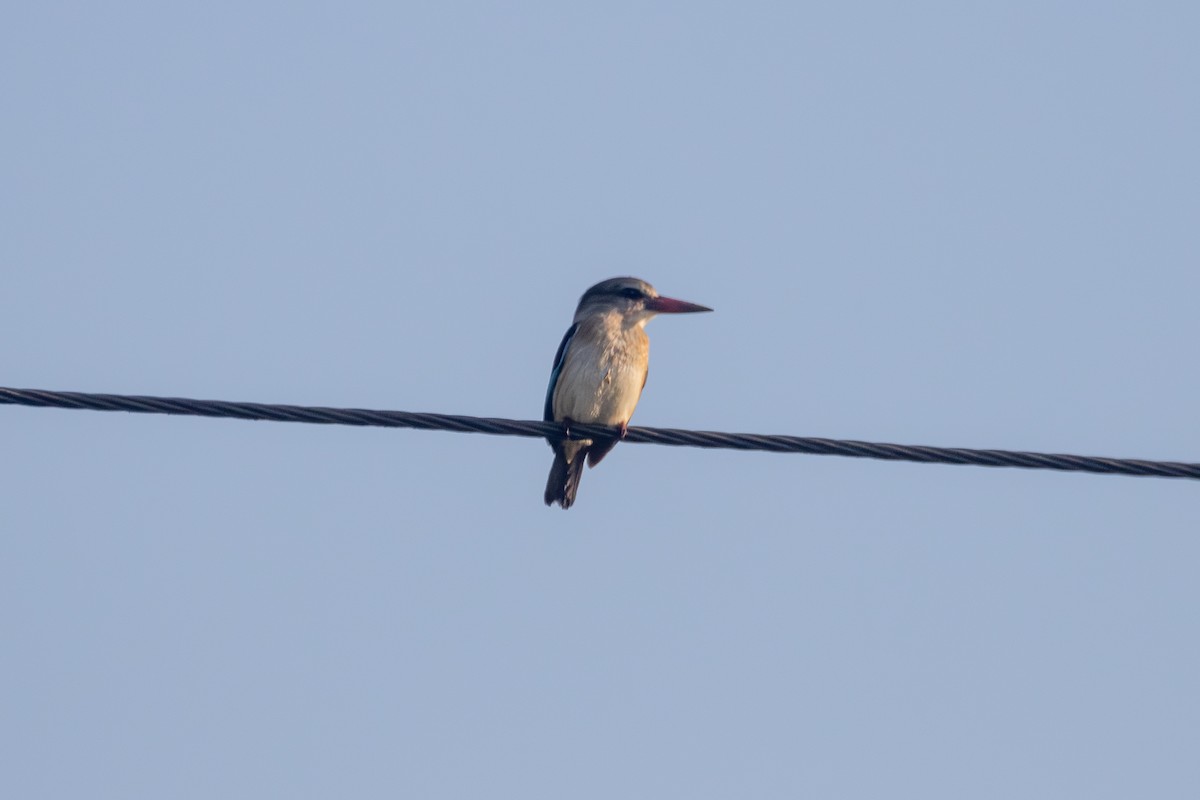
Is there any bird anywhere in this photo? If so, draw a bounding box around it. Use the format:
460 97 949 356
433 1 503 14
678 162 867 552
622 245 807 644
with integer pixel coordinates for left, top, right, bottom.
543 277 712 508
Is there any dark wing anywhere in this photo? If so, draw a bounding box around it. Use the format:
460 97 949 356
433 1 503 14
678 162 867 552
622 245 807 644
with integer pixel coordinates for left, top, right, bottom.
543 323 579 421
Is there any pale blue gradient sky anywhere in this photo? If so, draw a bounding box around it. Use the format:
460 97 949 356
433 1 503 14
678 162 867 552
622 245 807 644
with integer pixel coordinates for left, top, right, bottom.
3 3 1198 798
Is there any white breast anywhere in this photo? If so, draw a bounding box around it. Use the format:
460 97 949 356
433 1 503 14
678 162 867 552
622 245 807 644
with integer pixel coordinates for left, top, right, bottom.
553 324 647 427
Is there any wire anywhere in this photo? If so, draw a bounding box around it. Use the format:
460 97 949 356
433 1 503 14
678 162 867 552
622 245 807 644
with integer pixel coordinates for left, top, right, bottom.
2 386 1197 481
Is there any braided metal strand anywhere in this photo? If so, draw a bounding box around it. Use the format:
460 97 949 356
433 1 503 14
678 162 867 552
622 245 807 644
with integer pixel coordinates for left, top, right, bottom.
2 386 1197 481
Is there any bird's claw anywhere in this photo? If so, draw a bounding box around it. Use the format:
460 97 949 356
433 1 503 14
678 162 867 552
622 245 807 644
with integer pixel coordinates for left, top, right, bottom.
560 418 626 440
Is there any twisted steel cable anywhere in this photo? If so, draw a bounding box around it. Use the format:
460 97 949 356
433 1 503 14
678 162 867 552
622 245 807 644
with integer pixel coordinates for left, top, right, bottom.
2 386 1197 481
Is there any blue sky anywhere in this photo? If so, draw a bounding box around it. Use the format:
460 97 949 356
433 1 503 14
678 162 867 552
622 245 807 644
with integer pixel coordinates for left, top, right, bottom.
3 3 1198 797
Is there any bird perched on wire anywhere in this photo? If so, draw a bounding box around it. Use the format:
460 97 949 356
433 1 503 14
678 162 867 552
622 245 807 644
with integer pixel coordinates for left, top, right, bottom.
543 277 712 508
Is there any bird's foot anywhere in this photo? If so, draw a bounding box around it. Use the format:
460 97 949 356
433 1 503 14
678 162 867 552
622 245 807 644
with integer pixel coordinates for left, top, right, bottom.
617 421 628 439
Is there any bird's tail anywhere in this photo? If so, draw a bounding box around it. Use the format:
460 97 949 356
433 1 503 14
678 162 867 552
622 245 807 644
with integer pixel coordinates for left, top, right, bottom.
544 445 587 509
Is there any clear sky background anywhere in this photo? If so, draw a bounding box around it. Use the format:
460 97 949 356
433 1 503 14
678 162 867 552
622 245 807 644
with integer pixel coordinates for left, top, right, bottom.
3 3 1198 797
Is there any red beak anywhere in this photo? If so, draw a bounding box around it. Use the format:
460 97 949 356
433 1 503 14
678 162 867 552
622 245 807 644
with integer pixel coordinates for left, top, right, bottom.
645 295 713 314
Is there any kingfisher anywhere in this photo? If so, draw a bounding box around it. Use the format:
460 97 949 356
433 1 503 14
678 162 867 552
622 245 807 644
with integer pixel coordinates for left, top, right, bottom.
543 277 712 508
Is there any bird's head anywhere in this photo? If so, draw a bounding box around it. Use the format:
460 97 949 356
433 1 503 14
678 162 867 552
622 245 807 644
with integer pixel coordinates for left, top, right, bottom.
575 277 712 327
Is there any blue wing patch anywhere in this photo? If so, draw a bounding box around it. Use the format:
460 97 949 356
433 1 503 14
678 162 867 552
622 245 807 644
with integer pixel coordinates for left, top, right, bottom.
544 323 579 422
